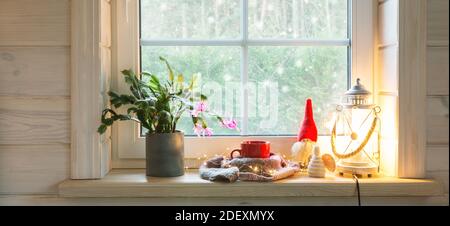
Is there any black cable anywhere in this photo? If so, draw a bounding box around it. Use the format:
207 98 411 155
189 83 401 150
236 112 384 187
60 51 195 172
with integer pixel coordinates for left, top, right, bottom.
352 174 361 206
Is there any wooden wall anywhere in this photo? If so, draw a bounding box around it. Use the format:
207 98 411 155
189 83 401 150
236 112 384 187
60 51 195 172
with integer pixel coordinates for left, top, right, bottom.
425 0 449 194
0 0 71 194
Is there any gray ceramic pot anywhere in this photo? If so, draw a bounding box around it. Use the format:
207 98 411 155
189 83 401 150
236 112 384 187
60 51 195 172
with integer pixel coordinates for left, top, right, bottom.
146 131 185 177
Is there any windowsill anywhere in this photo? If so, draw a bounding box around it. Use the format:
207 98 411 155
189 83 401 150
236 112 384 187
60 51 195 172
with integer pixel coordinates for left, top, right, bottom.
59 169 444 198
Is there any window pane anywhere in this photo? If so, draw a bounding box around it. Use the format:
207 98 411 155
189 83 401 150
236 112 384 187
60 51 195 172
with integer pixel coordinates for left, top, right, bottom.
141 46 242 136
141 0 241 39
248 0 348 39
247 46 348 135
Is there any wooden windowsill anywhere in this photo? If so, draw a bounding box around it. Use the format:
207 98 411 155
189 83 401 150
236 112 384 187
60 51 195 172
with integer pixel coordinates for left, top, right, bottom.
58 169 444 198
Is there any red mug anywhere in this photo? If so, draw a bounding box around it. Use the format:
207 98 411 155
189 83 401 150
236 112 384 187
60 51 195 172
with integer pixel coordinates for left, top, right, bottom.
230 141 271 159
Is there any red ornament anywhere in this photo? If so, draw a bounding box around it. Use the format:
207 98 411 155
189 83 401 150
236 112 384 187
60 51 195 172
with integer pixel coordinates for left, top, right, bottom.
297 98 318 142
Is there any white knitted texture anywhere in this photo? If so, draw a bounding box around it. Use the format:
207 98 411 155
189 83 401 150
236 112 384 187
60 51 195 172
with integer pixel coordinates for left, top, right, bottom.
308 147 326 178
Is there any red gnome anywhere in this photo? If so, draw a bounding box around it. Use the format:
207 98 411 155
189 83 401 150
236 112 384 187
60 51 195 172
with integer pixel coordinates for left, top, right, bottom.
291 98 318 169
297 99 318 142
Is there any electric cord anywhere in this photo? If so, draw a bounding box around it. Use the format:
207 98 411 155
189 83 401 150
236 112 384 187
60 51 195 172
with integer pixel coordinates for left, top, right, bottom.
352 174 361 206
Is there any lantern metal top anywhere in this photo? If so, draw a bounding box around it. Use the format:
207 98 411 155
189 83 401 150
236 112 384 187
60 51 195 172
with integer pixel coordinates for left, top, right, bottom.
345 78 371 96
342 78 372 107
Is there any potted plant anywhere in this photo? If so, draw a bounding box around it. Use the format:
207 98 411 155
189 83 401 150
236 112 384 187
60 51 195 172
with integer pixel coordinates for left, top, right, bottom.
97 57 238 177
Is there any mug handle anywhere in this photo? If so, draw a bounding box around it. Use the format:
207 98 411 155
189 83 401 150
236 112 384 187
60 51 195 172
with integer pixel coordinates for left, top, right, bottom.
230 149 241 159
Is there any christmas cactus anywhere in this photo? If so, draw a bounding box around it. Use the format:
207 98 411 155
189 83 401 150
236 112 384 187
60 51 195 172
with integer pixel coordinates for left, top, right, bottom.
97 57 238 136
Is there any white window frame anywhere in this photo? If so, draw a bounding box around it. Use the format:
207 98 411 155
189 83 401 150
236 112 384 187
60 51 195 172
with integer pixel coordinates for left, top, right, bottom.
71 0 427 179
111 0 375 165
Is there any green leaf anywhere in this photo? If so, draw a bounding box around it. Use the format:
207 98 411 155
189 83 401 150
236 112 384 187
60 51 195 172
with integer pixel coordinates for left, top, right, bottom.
119 95 136 105
199 117 208 128
121 69 133 77
113 115 132 121
189 73 198 90
148 106 157 114
129 87 141 99
136 109 150 129
127 107 138 114
97 124 107 134
160 56 174 82
158 110 172 123
103 118 114 126
108 91 119 99
177 74 184 83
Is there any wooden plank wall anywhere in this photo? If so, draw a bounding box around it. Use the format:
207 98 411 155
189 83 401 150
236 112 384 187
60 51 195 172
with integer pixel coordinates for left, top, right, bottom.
0 0 71 194
100 0 113 177
425 0 449 194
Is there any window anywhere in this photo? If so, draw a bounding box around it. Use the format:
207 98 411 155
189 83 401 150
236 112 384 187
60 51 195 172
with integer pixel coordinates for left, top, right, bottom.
114 0 374 161
73 0 428 179
140 0 349 136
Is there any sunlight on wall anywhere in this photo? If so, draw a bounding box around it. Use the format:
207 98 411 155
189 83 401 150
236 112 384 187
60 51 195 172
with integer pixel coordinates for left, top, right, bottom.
378 95 399 177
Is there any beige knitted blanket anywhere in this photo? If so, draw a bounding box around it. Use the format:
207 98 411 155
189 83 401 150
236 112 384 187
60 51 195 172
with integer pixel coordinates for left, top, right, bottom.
199 154 300 183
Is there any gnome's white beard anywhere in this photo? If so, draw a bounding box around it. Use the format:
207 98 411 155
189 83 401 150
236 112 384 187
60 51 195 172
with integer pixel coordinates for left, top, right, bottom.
291 140 315 169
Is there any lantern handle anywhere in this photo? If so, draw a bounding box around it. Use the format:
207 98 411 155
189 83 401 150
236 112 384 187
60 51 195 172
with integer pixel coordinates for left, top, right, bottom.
331 116 378 159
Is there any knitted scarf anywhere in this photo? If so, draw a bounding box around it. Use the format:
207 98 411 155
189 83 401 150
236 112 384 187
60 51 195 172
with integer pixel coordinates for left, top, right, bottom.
199 154 300 183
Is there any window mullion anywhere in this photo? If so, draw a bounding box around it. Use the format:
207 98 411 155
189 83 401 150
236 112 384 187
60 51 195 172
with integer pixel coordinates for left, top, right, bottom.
139 39 350 46
240 0 249 136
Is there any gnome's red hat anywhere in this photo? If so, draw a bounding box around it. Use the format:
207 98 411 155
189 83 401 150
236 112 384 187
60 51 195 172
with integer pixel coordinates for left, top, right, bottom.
297 98 318 142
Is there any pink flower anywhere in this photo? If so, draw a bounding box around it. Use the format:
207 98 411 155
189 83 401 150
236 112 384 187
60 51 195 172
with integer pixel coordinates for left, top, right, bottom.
190 110 199 117
191 102 207 117
193 123 214 137
195 102 207 112
203 127 214 137
222 119 239 130
193 123 203 137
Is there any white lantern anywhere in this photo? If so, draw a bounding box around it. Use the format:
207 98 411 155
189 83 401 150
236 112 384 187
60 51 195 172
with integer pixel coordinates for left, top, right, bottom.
331 79 382 178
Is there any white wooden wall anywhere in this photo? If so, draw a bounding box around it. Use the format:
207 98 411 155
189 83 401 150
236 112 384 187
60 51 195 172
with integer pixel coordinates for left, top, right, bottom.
0 0 71 194
425 0 449 194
